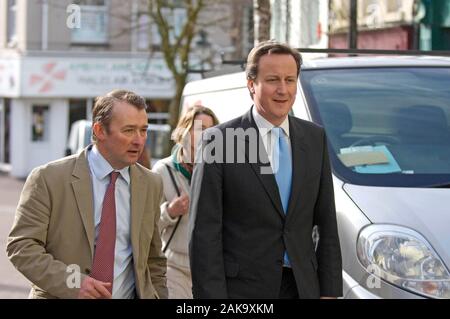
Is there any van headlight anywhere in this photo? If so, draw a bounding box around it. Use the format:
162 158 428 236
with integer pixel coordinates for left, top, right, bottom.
357 224 450 298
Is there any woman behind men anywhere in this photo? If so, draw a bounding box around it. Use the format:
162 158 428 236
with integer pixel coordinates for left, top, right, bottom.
152 105 219 299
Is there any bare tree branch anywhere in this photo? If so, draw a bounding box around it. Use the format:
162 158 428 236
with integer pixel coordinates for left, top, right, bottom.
146 0 215 128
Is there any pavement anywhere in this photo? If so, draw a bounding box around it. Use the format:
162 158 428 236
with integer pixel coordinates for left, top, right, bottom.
0 173 31 298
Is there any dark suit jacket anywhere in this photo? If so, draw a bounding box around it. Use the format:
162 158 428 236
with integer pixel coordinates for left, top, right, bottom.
189 109 342 299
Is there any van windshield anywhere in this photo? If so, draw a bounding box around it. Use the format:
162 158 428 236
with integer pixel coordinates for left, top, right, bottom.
301 67 450 188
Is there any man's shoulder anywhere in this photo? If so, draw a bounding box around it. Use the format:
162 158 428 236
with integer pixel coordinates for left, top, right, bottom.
290 116 325 139
214 115 245 131
23 154 81 190
31 154 79 177
290 116 323 132
135 163 163 185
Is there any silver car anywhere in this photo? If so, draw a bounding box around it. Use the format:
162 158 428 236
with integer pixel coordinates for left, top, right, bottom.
182 55 450 299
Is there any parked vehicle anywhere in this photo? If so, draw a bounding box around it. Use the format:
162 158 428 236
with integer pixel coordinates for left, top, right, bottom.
66 119 172 167
181 55 450 299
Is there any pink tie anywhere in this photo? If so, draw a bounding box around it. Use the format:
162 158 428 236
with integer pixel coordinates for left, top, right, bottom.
91 171 119 294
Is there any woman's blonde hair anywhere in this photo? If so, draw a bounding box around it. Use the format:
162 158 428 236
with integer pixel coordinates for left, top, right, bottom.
172 105 219 144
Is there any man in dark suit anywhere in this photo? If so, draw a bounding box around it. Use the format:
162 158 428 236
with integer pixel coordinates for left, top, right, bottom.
189 41 342 299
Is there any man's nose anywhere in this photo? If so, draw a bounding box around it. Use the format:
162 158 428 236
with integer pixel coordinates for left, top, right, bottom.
276 81 288 94
132 132 146 145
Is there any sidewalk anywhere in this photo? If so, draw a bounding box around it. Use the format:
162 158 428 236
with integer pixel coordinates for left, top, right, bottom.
0 173 30 298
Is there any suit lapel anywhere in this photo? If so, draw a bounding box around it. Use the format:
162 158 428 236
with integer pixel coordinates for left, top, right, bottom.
71 149 95 258
286 117 308 222
240 110 285 219
130 165 145 259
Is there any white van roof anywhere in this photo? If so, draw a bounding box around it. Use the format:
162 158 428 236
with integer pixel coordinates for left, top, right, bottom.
183 55 450 97
183 72 247 96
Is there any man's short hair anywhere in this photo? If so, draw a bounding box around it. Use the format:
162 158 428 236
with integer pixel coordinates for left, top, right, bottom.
245 40 302 81
92 89 147 142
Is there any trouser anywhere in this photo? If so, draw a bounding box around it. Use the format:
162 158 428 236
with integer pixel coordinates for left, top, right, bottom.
167 263 193 299
278 267 299 299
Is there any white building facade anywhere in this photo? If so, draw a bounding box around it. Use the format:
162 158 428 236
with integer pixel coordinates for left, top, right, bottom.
0 0 233 178
270 0 329 50
0 51 174 177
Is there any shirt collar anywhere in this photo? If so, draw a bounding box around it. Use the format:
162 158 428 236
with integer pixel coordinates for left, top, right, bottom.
252 106 290 138
89 145 130 184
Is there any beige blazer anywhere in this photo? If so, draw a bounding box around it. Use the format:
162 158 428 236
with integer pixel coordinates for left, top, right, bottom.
6 148 168 299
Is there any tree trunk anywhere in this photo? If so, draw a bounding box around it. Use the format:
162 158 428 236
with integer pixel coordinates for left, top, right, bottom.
168 73 188 129
253 0 271 45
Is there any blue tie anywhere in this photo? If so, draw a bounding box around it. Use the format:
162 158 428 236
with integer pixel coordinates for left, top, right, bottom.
272 127 292 213
272 127 293 267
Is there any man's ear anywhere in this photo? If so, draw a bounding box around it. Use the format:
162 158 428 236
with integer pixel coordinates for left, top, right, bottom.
92 122 106 141
247 79 255 94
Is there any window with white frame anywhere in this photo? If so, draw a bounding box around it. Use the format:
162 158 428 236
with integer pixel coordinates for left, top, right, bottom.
71 0 109 44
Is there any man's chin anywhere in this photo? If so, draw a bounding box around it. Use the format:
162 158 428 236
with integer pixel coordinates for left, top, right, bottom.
123 155 139 166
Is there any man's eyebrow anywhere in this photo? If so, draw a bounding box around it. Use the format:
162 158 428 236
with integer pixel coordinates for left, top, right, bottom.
265 75 280 78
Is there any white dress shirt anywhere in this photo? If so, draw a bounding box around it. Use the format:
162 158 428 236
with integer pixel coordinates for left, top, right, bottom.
252 106 292 171
87 145 135 299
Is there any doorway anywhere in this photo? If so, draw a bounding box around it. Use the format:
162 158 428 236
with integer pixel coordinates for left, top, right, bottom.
0 99 11 164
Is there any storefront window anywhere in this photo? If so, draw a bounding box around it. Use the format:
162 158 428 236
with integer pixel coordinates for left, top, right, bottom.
32 105 49 142
68 99 87 134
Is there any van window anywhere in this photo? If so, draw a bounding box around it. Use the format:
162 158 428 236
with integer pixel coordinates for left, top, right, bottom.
301 67 450 187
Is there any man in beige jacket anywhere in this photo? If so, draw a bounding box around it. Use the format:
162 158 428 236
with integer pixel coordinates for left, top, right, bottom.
6 90 167 299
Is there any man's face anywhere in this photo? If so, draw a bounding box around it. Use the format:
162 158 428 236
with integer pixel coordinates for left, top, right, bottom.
248 54 298 126
94 101 148 169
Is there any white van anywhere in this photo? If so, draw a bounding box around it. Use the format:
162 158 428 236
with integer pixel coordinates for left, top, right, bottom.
181 56 450 299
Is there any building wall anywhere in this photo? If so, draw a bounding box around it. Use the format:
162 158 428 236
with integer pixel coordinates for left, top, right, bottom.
329 26 414 50
1 0 236 177
10 98 68 177
329 0 415 33
328 0 419 50
47 0 72 51
12 0 135 52
109 0 132 51
271 0 328 49
0 0 7 48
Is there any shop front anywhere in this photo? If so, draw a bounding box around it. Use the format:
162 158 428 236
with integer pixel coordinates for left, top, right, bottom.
0 52 174 178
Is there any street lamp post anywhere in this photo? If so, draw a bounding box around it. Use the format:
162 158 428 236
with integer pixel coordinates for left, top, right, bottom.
349 0 358 49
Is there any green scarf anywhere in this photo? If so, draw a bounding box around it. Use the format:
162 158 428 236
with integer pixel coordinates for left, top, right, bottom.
172 145 192 183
